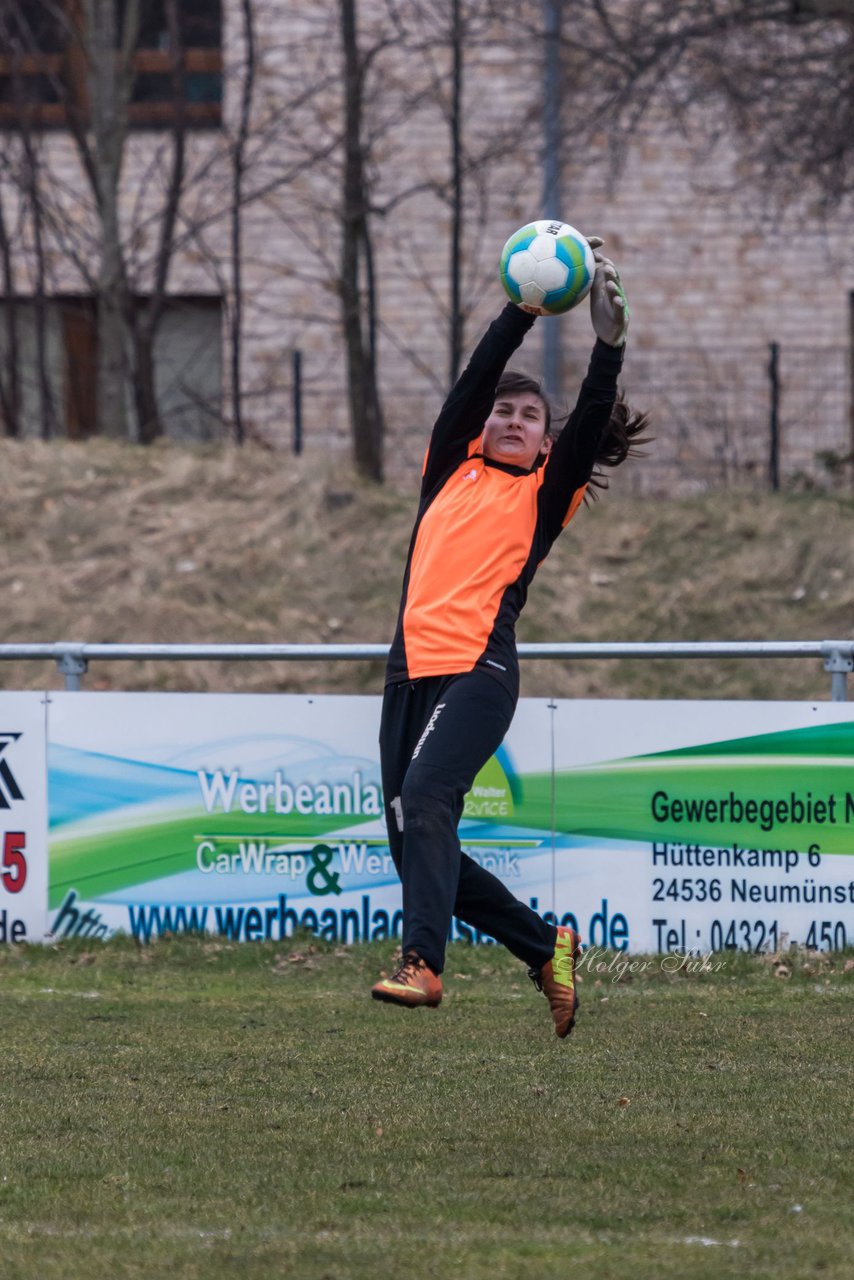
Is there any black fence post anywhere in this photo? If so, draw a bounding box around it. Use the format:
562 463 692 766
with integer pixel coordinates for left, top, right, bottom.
768 341 780 491
850 290 854 489
292 348 303 455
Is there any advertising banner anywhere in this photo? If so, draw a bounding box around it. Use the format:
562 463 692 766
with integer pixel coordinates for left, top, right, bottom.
47 693 391 945
45 693 554 949
549 700 854 953
44 693 854 953
0 693 49 943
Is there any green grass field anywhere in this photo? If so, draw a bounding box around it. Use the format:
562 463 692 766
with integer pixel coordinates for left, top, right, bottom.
0 936 851 1279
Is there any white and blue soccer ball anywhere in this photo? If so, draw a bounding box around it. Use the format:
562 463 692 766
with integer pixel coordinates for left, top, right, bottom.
499 220 595 315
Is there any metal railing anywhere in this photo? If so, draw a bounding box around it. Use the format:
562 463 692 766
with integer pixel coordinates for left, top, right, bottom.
1 640 852 699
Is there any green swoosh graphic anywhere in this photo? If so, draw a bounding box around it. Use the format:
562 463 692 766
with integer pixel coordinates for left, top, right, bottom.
645 721 854 760
49 811 373 908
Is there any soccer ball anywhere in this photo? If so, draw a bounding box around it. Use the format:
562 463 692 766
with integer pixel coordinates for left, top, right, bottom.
499 220 595 315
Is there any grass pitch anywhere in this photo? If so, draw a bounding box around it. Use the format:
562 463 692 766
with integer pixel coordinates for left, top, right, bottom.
0 936 851 1279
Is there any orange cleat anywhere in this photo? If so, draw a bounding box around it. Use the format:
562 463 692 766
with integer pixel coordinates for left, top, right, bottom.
371 951 443 1008
529 926 581 1038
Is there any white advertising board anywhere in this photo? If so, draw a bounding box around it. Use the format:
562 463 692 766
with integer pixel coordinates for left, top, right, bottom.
0 693 49 943
44 693 553 948
549 699 854 953
43 693 854 954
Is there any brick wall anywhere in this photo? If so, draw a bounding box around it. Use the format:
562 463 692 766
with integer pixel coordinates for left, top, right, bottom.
232 3 854 491
2 0 851 489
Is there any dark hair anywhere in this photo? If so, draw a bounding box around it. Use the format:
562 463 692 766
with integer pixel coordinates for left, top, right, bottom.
588 392 652 495
496 369 650 487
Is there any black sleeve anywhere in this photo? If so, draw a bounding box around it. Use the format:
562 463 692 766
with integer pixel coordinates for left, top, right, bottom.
421 303 537 494
538 338 624 544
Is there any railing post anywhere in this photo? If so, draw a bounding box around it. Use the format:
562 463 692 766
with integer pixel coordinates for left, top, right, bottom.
56 652 88 691
823 646 852 702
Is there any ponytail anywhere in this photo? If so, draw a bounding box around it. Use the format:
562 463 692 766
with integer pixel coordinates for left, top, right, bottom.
588 393 651 494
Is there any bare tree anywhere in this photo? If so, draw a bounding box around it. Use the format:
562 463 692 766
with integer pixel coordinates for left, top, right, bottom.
77 0 136 438
0 2 60 439
378 1 543 391
129 0 190 444
229 0 256 446
567 1 854 210
1 0 356 449
0 0 212 442
340 0 386 482
258 0 531 479
0 177 21 437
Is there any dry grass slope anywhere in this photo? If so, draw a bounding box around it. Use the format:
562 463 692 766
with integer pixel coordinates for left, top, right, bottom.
1 438 852 701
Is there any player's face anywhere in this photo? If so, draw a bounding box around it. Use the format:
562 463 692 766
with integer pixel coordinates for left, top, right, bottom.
482 392 552 469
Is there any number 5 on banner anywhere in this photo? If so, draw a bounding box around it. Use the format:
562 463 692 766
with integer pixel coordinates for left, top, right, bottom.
2 832 27 893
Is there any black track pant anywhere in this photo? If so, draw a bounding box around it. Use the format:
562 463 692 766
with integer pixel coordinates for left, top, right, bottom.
379 669 558 976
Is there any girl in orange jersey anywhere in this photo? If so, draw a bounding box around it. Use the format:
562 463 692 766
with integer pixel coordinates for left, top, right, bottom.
372 247 648 1036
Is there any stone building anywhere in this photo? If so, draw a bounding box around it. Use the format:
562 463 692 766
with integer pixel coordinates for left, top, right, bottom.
1 0 852 492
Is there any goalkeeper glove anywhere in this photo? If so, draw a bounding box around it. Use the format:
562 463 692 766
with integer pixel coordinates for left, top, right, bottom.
589 253 629 347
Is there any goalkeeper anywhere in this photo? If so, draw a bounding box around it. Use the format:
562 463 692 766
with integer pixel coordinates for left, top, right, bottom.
372 245 648 1037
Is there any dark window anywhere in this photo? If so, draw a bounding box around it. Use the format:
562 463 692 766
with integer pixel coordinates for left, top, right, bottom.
0 71 63 111
132 0 221 50
0 294 223 441
0 0 222 129
3 3 69 53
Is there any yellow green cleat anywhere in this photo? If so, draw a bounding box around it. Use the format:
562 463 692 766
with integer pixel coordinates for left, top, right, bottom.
529 926 581 1038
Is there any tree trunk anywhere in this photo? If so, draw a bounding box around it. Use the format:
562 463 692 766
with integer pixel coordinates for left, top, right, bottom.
20 133 59 440
132 326 161 445
84 0 137 439
340 0 384 483
448 0 464 386
94 206 130 438
229 0 257 446
131 0 187 445
0 186 21 438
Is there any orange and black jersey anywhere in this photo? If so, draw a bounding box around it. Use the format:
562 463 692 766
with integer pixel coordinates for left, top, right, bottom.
386 302 624 693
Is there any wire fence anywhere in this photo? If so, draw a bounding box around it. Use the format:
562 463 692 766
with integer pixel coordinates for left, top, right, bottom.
620 343 852 495
293 342 852 494
3 328 850 494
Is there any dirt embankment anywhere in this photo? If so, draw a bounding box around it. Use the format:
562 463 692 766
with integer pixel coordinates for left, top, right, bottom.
1 439 852 702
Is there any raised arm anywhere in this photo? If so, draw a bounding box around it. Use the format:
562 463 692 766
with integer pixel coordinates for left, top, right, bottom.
421 303 537 493
538 254 629 539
